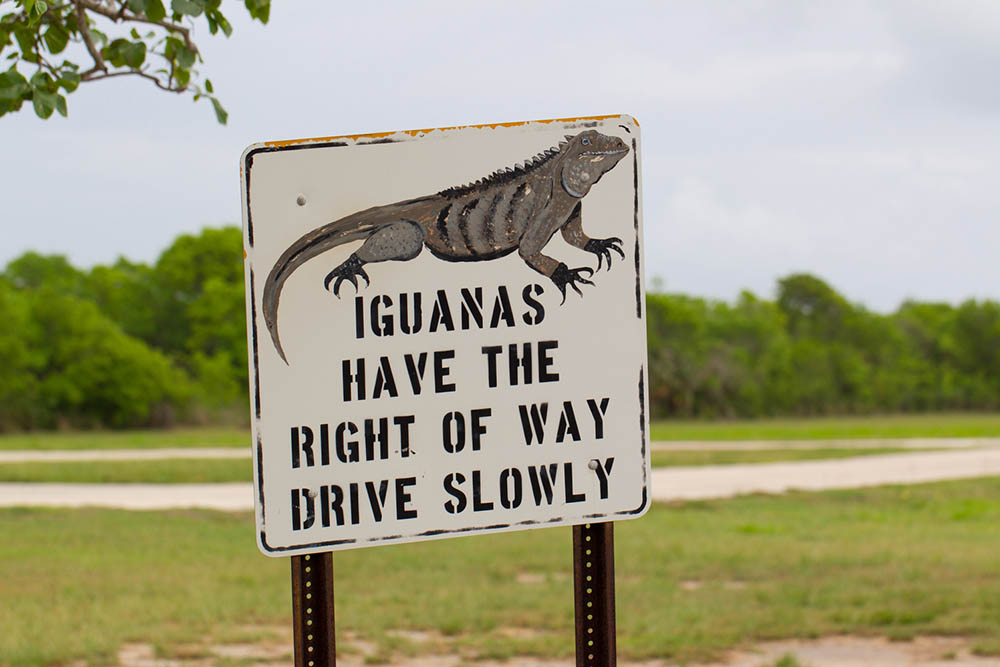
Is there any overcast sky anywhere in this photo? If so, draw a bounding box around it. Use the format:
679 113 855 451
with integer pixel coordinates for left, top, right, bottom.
2 1 998 312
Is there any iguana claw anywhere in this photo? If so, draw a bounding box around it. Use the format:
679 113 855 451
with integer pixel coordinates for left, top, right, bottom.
551 263 595 304
584 237 625 272
323 253 370 297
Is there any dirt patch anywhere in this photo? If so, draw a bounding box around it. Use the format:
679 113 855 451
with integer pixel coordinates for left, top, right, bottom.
118 635 1000 666
696 635 1000 667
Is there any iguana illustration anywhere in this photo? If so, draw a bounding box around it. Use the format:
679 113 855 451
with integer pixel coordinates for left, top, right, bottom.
263 129 630 363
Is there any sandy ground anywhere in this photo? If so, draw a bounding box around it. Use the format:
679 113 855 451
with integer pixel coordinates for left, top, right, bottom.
3 446 1000 510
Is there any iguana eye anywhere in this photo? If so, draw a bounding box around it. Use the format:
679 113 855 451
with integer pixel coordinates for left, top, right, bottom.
582 137 591 145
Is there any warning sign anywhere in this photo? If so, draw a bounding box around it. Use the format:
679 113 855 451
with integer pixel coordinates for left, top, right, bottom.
241 115 649 555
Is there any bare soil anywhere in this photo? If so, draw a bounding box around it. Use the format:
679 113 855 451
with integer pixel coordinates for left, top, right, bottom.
112 634 1000 666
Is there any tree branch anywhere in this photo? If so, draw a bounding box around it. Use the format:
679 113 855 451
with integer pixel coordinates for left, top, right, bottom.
72 0 199 54
83 68 187 93
73 1 107 78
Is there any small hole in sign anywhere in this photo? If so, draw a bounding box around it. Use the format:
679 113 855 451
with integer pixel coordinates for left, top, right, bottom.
297 195 307 206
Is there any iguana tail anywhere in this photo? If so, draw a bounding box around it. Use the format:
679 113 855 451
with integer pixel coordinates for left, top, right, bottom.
261 207 391 364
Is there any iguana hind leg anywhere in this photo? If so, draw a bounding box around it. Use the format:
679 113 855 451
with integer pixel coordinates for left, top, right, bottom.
324 220 425 296
560 202 625 272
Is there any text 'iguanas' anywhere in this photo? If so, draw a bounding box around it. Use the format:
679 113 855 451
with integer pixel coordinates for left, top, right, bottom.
262 130 630 363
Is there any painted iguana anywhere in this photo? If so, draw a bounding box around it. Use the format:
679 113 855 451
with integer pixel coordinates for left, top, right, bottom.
262 129 630 363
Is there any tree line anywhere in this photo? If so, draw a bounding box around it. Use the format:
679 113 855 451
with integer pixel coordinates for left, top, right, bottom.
1 226 997 430
647 275 1000 418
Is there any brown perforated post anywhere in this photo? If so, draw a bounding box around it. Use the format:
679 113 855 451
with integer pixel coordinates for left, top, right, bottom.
291 552 336 667
573 522 616 667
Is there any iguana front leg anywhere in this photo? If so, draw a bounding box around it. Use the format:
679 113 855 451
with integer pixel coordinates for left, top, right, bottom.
518 213 594 303
560 202 625 271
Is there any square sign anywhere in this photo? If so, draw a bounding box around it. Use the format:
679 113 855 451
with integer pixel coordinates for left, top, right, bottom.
241 115 649 556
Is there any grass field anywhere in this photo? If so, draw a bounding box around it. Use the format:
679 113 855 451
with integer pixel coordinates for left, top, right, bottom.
0 459 254 483
0 448 919 483
0 428 247 451
2 478 999 666
649 412 1000 441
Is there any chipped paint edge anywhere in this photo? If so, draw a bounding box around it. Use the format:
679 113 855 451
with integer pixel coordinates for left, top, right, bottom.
240 114 637 157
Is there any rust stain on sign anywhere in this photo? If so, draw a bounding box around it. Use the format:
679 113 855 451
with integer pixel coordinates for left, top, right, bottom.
262 114 629 149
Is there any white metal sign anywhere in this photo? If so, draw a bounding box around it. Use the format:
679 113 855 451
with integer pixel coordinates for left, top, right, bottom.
241 115 649 556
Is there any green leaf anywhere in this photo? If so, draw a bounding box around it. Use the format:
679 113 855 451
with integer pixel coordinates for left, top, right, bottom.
13 26 35 57
244 0 269 23
32 88 56 118
210 96 226 124
0 68 29 100
57 70 79 92
103 39 129 68
29 70 54 90
54 92 66 117
145 0 166 21
128 0 149 13
124 40 146 68
171 0 203 17
42 24 69 54
204 78 212 93
175 46 195 68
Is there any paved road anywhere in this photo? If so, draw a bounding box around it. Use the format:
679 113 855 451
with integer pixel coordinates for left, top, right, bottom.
3 447 1000 510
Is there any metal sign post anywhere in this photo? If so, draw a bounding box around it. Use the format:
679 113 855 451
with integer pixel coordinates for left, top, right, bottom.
573 522 616 666
291 553 336 667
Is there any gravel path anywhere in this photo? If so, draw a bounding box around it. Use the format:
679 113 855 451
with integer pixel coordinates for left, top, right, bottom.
2 438 996 463
649 447 1000 501
2 447 1000 510
0 482 253 510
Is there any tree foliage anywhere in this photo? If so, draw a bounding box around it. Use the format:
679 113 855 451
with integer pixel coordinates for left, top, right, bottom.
1 226 247 430
0 0 270 122
2 232 999 430
647 274 1000 418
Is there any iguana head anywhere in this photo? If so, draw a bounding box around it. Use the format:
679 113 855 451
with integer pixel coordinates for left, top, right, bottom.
559 130 629 198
